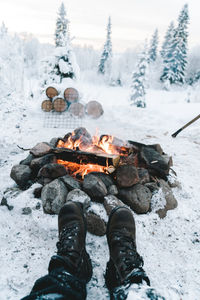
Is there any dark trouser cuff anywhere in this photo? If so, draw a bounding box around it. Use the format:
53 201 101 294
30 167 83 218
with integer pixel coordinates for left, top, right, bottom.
21 255 87 300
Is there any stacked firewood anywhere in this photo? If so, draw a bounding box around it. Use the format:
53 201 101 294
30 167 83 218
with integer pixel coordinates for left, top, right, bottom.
41 86 104 119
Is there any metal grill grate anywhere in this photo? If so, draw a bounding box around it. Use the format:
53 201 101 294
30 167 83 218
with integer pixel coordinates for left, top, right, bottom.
43 111 83 129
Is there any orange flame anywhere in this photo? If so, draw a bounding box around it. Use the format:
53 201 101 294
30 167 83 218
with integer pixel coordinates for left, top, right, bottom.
57 129 128 178
57 159 107 178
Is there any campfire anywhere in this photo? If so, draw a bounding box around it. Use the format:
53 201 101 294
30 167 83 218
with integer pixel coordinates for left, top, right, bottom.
55 128 130 178
10 127 178 236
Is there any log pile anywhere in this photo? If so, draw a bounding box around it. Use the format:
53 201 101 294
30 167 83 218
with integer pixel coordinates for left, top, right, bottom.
41 86 104 119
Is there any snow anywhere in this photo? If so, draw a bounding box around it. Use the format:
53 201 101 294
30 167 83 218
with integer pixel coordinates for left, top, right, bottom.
0 74 200 299
58 58 72 74
150 189 166 212
88 202 108 223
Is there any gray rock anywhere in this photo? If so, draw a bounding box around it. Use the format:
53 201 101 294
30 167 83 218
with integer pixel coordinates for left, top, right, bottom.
108 185 118 195
89 172 114 188
168 178 181 188
0 197 14 210
30 142 52 157
30 154 57 172
10 164 32 189
1 197 7 206
66 189 91 210
104 195 125 216
138 168 150 184
116 165 139 188
156 180 178 218
38 177 53 186
22 207 32 215
60 175 81 190
49 137 62 148
41 179 68 214
38 163 67 179
118 184 152 214
144 182 159 193
33 187 42 198
88 202 108 222
35 202 41 210
86 212 106 236
83 174 107 201
20 154 34 166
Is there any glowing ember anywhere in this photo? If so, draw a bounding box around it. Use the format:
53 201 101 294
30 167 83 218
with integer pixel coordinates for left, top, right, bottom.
57 159 107 178
56 129 129 178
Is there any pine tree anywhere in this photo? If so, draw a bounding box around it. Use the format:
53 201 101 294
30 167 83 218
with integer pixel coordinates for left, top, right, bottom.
42 3 79 84
54 32 77 81
160 4 189 85
0 22 8 38
174 3 189 84
55 2 68 47
130 44 148 108
160 21 175 59
98 16 112 77
148 29 158 63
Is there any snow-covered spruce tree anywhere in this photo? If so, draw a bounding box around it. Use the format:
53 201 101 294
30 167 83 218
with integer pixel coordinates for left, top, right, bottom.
148 29 158 63
0 22 7 38
130 45 148 108
55 2 68 47
98 16 112 78
54 31 79 81
160 4 189 85
42 3 79 84
160 21 175 59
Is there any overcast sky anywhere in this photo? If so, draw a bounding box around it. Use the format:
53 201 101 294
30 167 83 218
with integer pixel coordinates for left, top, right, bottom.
0 0 199 52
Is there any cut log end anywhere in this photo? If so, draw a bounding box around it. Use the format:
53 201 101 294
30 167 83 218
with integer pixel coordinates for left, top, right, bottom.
86 101 104 119
46 86 58 99
41 100 53 112
68 103 85 118
64 87 79 102
53 98 67 112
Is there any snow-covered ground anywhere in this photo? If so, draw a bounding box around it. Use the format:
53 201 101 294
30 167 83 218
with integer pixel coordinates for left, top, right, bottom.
0 81 200 299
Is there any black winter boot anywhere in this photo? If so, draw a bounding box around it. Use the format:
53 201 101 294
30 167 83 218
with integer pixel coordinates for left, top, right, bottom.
49 201 92 283
105 206 150 296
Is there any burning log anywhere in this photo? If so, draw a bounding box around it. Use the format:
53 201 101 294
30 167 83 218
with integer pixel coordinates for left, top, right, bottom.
128 140 171 180
41 100 53 112
64 87 79 103
51 147 120 168
46 86 58 99
53 97 67 112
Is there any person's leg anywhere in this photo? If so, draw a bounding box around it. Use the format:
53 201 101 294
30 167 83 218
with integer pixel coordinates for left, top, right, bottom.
21 202 92 300
105 206 164 300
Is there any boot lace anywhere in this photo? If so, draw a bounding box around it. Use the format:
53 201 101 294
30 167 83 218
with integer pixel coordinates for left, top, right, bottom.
111 231 144 275
56 223 80 257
